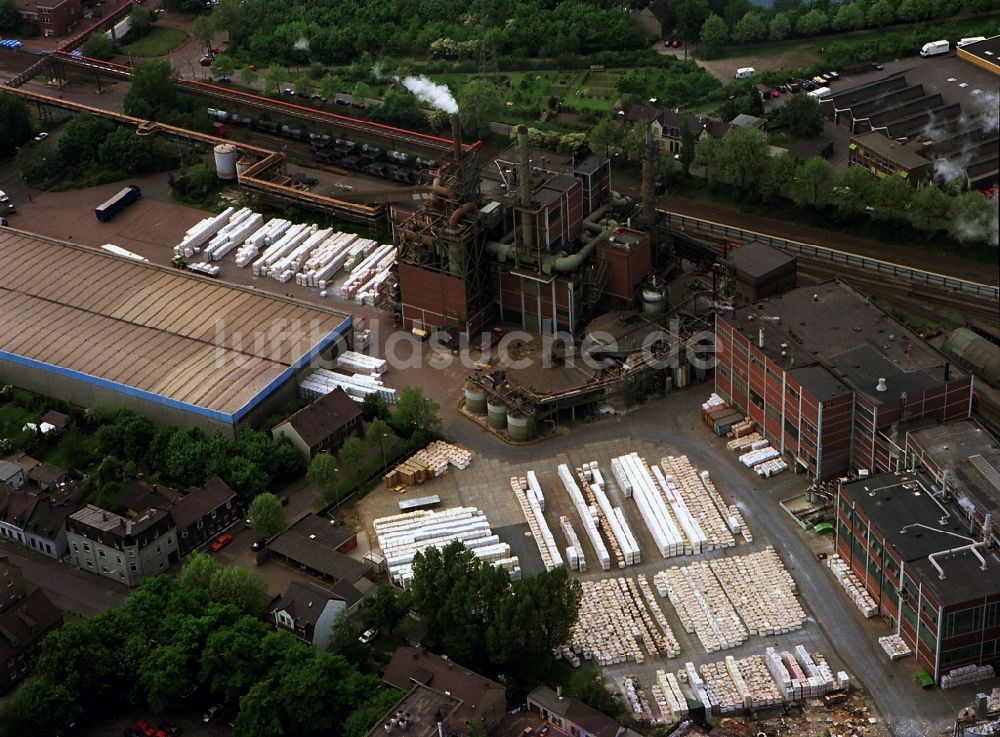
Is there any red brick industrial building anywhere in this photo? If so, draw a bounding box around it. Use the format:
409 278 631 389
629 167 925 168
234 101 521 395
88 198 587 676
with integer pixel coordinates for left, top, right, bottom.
714 280 973 480
14 0 81 37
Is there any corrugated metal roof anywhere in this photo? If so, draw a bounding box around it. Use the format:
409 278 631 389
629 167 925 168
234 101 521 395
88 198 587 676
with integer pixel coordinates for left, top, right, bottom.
0 231 350 417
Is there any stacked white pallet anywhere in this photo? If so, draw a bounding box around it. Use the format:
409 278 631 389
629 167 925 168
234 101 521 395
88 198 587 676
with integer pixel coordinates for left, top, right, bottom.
661 456 735 551
794 645 835 697
755 458 788 478
559 516 586 572
575 467 624 568
299 368 396 404
709 548 806 636
234 218 291 266
727 432 763 453
297 231 356 287
334 351 387 377
202 207 253 254
740 446 779 468
694 469 752 544
685 662 712 712
655 670 689 720
620 677 646 721
174 206 236 257
827 554 877 618
205 211 265 260
765 647 835 701
373 507 517 588
737 655 784 709
510 475 563 572
635 574 680 657
585 462 639 566
652 464 709 554
558 463 611 571
613 453 684 558
526 471 545 511
252 223 312 276
654 562 748 652
941 664 995 689
703 393 726 412
341 244 394 300
555 646 581 668
622 577 680 658
186 262 221 276
343 238 378 271
354 250 397 305
269 227 332 282
878 634 912 661
698 660 743 713
405 441 472 476
101 244 148 261
570 579 643 665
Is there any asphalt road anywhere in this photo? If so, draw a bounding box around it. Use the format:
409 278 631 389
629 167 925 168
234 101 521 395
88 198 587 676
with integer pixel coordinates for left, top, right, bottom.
0 538 127 617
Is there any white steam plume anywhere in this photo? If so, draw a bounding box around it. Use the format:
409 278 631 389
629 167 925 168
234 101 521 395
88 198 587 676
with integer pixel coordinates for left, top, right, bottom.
294 37 310 52
968 90 999 133
397 75 458 114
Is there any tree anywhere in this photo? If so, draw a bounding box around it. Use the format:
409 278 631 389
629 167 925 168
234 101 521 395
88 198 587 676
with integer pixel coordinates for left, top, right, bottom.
208 566 270 615
796 9 828 34
338 436 366 471
239 65 259 89
779 94 824 138
361 393 390 422
210 55 237 80
694 135 720 183
871 174 913 222
832 1 867 30
793 157 836 207
391 387 441 438
367 90 427 130
909 185 951 233
192 15 215 51
82 32 116 61
351 81 371 101
123 61 181 120
246 493 285 537
948 190 997 244
588 118 624 157
558 132 589 157
363 586 409 634
319 73 342 101
200 616 274 703
98 127 175 175
458 80 502 139
831 165 876 219
294 72 314 97
760 153 800 203
0 0 19 32
178 551 219 592
768 12 792 40
732 11 766 43
344 690 405 737
674 0 711 39
699 13 729 47
0 92 32 157
866 0 896 25
0 676 81 737
716 126 769 197
566 668 624 721
679 120 696 175
308 453 340 496
130 5 154 38
163 427 209 487
264 64 288 95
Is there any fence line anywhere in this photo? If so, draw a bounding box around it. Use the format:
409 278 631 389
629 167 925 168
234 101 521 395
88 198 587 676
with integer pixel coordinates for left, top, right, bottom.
665 211 999 301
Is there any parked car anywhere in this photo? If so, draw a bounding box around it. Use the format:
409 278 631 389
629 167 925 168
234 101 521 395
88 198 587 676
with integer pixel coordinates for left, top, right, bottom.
279 495 290 506
538 728 549 737
203 705 223 723
334 97 351 106
33 132 48 142
209 533 233 552
251 538 267 552
359 628 378 645
217 75 232 83
871 62 884 71
135 721 154 737
158 723 182 737
827 70 840 80
199 56 212 67
672 39 682 47
770 89 781 98
0 217 8 227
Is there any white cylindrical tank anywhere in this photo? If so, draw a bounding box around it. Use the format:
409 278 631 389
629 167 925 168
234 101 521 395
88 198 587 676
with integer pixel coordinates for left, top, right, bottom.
235 156 254 180
642 286 666 314
214 144 237 181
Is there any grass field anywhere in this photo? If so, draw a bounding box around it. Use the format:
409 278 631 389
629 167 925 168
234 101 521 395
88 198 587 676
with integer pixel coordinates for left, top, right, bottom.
0 404 33 438
121 27 187 57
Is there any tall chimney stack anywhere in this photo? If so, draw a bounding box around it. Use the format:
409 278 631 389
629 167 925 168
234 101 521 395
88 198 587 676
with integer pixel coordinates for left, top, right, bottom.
641 123 655 223
517 125 535 256
450 113 462 161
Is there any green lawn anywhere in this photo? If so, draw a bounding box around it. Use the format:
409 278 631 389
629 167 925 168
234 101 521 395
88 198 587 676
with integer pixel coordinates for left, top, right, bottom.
121 27 187 57
40 428 101 472
0 404 34 438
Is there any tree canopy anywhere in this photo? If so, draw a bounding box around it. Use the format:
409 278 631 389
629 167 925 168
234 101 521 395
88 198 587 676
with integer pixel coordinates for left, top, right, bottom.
0 92 32 157
246 493 286 537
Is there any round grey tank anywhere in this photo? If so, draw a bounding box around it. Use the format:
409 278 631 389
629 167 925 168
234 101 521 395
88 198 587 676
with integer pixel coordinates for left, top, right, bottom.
464 385 487 415
487 400 508 429
507 411 536 442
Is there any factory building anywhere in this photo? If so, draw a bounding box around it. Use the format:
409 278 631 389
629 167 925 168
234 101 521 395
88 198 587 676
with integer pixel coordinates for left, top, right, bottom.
714 280 973 480
956 36 1000 77
836 471 1000 682
0 231 352 436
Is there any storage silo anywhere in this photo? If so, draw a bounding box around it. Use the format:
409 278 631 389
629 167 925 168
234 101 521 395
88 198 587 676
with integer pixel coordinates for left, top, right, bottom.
464 383 488 415
235 156 255 180
486 399 508 430
213 144 237 181
507 410 536 442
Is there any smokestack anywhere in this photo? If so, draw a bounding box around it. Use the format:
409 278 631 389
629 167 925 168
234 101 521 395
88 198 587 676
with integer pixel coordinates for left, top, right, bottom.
517 125 535 255
876 377 887 392
758 328 764 349
944 362 950 381
641 123 655 223
450 113 462 160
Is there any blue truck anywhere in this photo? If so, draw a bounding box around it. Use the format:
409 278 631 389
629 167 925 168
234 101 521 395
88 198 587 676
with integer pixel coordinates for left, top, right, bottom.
95 185 141 222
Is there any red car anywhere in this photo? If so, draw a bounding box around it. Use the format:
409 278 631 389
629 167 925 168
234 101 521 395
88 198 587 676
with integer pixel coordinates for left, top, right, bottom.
135 722 155 737
672 39 683 48
770 89 781 98
209 533 233 552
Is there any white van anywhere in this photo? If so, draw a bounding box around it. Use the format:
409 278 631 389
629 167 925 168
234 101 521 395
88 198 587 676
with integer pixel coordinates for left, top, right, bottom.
957 36 986 48
920 40 950 57
807 86 832 99
0 190 8 203
735 67 756 79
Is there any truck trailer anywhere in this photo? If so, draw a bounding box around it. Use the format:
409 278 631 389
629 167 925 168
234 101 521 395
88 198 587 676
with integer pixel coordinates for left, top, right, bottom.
95 185 141 223
920 40 950 57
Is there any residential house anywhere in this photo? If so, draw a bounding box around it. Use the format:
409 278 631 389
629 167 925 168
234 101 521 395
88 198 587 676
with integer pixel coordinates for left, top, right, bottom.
0 492 37 546
730 113 767 131
634 0 673 40
528 685 643 737
271 387 363 462
625 104 732 156
170 477 240 555
271 579 363 650
383 647 507 735
0 462 24 492
122 480 181 517
66 505 179 587
13 0 81 37
22 496 78 560
0 558 62 693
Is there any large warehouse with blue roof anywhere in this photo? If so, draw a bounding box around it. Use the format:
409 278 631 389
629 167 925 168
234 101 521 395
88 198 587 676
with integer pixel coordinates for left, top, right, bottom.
0 230 352 436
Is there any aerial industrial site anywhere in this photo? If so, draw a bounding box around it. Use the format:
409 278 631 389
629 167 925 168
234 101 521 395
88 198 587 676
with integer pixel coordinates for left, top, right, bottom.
0 2 997 737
